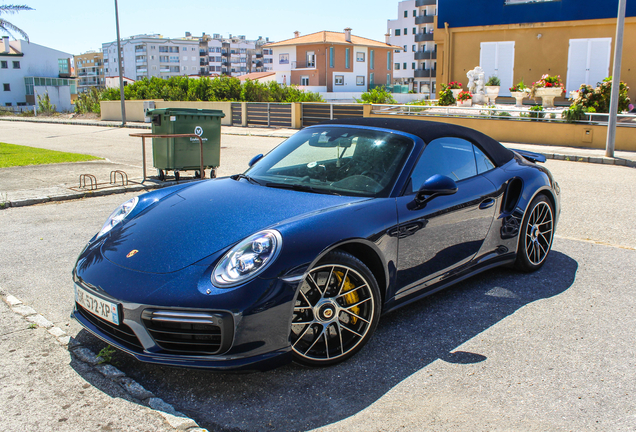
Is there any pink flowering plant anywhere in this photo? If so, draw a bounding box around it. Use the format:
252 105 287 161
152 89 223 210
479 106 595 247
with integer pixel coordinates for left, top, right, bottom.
447 81 462 90
533 74 564 89
456 91 472 102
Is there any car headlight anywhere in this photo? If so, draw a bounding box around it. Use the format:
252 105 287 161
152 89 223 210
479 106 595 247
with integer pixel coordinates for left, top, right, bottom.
97 197 139 238
212 229 283 288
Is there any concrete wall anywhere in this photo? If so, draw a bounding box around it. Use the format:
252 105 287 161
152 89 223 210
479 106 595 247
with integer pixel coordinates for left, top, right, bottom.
367 112 636 152
100 100 232 125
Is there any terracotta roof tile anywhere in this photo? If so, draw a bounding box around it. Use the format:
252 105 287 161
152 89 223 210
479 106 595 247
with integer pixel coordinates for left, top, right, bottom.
264 31 400 50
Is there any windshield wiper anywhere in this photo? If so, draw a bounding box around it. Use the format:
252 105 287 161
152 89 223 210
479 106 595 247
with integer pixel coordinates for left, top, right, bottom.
265 182 341 196
231 174 263 185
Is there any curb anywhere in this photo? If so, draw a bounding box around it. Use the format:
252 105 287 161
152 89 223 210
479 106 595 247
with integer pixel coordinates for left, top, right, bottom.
0 116 295 138
1 180 188 209
0 290 208 432
539 152 636 168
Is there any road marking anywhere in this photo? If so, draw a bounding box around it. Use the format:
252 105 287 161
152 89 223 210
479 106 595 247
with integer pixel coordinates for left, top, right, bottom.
555 235 635 251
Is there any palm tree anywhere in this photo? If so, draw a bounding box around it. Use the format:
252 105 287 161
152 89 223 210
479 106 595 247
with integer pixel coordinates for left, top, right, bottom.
0 4 34 42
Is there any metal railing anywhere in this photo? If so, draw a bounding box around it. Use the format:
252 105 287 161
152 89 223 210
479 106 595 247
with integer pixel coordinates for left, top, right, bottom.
370 104 636 126
0 105 35 114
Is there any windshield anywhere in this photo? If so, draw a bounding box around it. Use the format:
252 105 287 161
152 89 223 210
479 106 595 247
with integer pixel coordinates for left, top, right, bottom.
245 126 414 197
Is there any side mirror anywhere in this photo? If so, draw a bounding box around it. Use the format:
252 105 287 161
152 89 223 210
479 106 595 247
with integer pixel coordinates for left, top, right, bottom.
248 154 264 167
415 174 458 205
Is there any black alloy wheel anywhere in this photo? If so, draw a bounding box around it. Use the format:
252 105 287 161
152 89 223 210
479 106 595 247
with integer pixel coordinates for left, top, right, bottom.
290 251 381 367
515 194 554 272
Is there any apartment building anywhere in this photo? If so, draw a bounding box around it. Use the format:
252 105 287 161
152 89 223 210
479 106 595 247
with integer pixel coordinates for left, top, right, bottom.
265 29 398 92
74 51 104 93
102 34 200 82
387 0 438 96
198 33 274 77
1 37 76 111
435 0 636 101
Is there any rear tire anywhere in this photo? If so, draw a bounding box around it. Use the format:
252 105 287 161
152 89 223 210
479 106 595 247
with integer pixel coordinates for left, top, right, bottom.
290 251 381 367
515 194 554 272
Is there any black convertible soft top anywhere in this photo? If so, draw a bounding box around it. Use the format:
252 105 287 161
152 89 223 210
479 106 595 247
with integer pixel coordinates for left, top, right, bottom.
322 118 514 167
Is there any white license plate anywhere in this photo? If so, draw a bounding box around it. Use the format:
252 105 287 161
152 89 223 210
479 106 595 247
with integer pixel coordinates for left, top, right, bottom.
75 285 120 325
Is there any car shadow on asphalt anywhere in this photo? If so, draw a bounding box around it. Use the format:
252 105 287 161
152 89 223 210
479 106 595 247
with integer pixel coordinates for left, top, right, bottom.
72 250 577 432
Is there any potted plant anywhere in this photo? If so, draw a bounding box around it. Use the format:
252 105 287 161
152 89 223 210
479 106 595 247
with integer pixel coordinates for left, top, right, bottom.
437 83 456 106
531 74 564 108
456 90 473 107
509 80 530 107
485 76 501 104
448 81 463 100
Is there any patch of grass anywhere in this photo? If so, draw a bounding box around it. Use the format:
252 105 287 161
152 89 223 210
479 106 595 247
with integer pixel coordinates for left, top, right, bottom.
0 143 101 168
28 323 38 329
97 345 117 365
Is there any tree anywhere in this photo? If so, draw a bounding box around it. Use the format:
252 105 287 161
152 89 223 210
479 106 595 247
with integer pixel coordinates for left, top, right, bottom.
0 5 34 41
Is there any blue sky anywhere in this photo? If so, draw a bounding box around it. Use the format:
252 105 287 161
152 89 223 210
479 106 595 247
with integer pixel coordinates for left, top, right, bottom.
4 0 398 55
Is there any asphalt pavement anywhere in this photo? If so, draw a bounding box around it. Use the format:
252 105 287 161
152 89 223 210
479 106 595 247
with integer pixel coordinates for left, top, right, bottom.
1 118 635 431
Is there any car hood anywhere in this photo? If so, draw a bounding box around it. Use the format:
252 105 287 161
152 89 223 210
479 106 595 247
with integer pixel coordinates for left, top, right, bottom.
102 178 366 274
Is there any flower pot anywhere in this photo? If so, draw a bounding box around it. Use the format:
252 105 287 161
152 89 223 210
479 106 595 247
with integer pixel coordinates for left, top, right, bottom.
511 91 528 107
534 87 563 108
451 89 462 100
485 86 500 104
457 99 472 107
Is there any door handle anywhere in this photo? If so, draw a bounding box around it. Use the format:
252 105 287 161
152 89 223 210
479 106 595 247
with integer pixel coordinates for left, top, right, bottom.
479 198 495 210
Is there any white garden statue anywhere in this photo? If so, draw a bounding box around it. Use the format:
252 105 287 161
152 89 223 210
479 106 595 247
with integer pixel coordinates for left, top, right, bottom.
467 67 486 104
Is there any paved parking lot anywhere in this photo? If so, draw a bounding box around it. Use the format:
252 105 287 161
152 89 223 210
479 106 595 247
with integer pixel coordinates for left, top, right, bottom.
1 122 635 431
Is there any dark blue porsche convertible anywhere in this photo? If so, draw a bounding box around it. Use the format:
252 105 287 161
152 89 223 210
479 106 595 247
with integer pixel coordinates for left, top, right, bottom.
72 118 560 371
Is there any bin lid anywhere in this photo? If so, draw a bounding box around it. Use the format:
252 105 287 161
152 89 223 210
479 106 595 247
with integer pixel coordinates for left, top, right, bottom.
146 108 225 118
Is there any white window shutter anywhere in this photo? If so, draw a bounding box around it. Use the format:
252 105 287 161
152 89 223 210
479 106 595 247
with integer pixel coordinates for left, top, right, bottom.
588 38 612 88
497 42 515 96
480 42 498 82
567 39 592 93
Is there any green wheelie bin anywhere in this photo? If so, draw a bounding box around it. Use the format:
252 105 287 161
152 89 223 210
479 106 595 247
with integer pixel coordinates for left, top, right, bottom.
146 108 225 180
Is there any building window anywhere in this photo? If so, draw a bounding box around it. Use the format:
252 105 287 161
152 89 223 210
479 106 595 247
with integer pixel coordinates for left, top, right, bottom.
12 61 20 69
395 29 401 36
412 45 416 52
345 48 350 69
403 62 407 70
404 45 407 52
5 102 11 106
412 62 416 69
370 50 374 70
404 28 408 35
329 47 334 68
413 27 416 35
404 10 408 18
387 51 391 70
3 83 10 91
370 72 374 85
395 63 400 70
413 10 416 17
335 75 344 85
279 53 289 64
387 74 391 84
58 58 69 74
356 52 365 62
301 76 309 86
0 61 7 69
356 76 365 86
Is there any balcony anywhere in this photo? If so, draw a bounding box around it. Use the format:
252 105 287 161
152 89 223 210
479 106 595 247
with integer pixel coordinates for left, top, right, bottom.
414 50 437 60
414 68 436 78
415 32 435 42
136 60 147 65
135 48 146 53
291 61 316 69
415 15 435 25
415 0 436 6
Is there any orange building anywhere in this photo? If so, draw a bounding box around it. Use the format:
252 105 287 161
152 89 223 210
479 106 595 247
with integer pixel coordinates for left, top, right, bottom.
264 29 400 92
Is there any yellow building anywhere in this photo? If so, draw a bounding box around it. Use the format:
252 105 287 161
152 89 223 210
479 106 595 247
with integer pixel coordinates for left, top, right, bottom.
74 51 104 93
434 0 636 104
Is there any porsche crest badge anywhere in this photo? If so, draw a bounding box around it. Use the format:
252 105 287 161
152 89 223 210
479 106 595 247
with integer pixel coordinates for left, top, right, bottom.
126 250 139 258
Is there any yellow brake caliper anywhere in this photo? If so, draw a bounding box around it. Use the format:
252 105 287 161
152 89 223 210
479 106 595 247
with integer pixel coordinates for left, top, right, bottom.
334 271 360 324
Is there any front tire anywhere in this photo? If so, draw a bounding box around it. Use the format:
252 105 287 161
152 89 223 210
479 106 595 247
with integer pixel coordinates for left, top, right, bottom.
290 251 381 367
515 194 554 272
